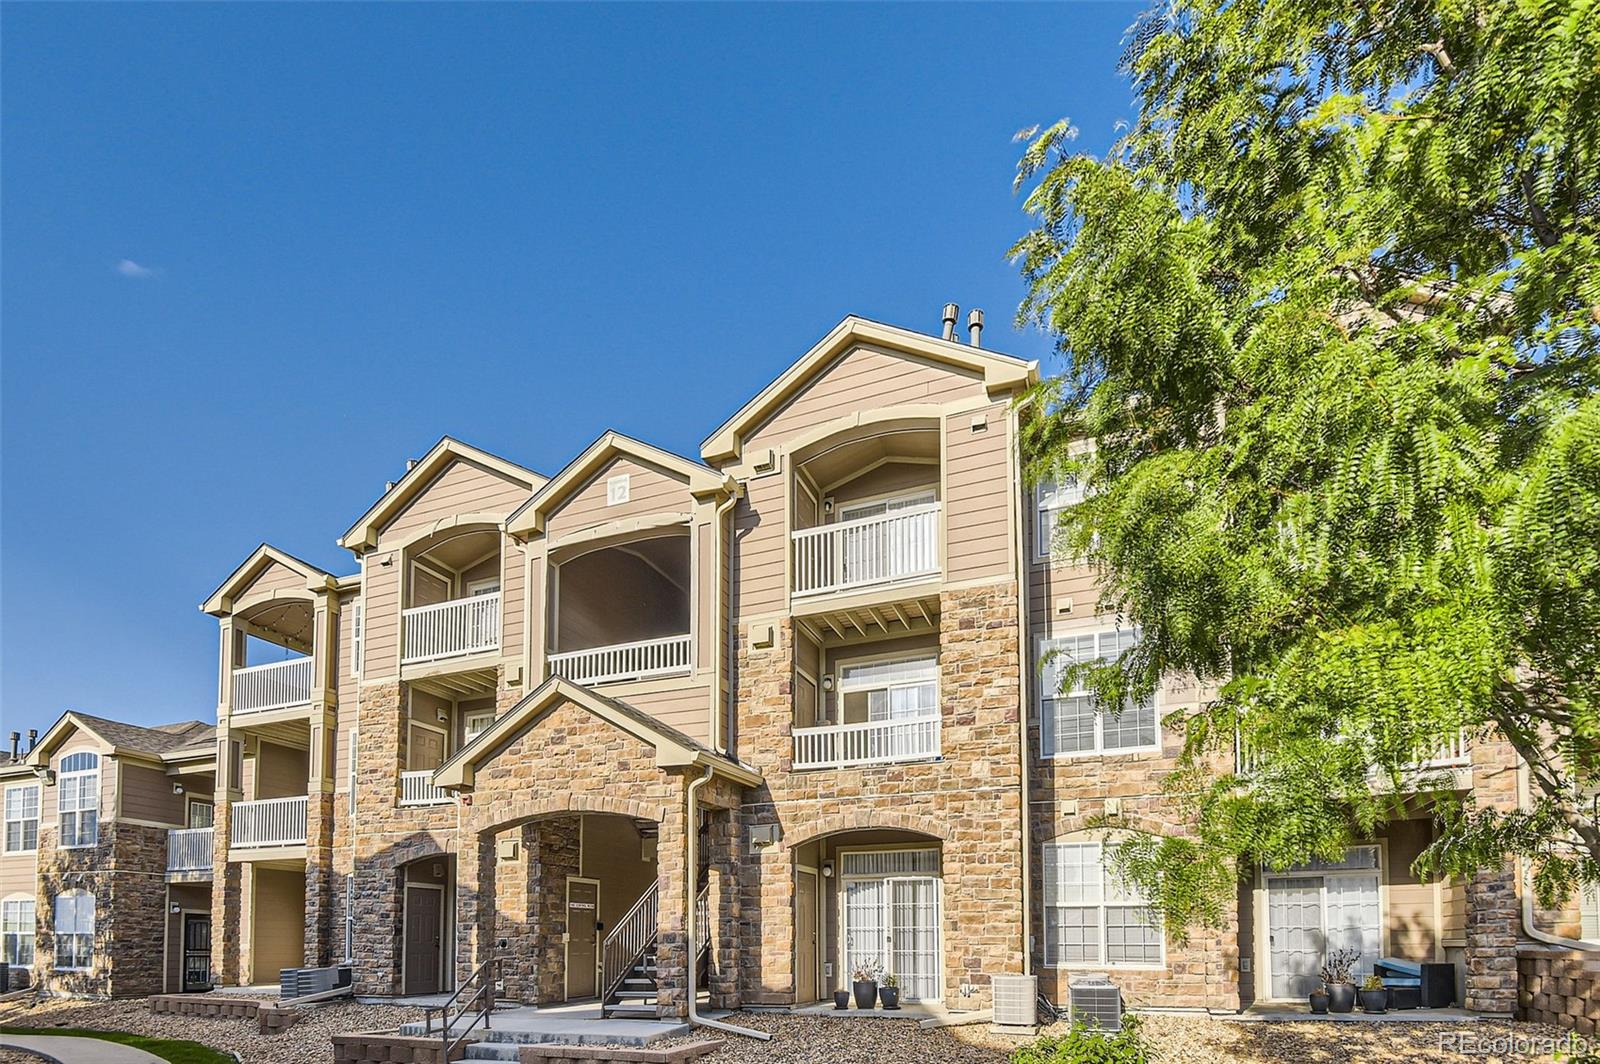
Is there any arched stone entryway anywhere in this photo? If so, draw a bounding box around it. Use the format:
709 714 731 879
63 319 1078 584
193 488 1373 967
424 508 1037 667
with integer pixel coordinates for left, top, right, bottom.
439 678 758 1017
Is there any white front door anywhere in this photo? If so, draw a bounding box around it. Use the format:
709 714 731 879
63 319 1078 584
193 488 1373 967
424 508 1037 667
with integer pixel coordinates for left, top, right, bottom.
1267 869 1382 999
1267 876 1324 1000
843 873 941 1002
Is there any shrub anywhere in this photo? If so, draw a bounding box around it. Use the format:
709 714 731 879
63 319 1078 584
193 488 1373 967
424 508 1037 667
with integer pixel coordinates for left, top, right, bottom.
1010 1015 1149 1064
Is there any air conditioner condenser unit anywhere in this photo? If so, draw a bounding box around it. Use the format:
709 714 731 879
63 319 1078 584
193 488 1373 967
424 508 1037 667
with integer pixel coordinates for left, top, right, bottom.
1068 975 1122 1032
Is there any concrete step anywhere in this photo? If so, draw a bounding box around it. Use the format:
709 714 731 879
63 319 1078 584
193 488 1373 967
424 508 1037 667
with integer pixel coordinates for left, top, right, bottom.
463 1044 521 1061
602 1004 661 1020
614 989 659 1000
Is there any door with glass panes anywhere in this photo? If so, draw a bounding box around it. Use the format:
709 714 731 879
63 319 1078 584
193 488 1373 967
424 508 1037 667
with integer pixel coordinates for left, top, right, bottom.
839 849 941 1002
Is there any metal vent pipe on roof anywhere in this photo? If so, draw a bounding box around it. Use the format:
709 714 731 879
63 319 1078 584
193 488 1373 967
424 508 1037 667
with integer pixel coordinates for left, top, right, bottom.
27 729 37 753
968 308 984 347
8 733 18 760
941 303 960 341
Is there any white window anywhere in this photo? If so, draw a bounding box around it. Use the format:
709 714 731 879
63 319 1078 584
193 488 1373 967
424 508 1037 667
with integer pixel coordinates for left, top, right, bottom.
1036 475 1085 559
1042 841 1163 967
836 489 936 524
1038 630 1158 756
463 711 495 743
53 889 94 971
606 474 630 505
5 784 40 853
837 655 939 724
2 896 34 967
351 601 363 675
57 753 99 849
1582 883 1599 943
344 875 355 961
186 800 214 829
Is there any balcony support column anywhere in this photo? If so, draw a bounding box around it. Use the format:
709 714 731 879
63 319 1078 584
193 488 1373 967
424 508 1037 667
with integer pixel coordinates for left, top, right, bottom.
304 589 340 968
209 798 242 987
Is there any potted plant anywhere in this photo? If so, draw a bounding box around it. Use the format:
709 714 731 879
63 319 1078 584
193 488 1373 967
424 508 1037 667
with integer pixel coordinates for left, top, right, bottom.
1308 984 1330 1014
879 972 900 1010
851 959 882 1009
1320 949 1359 1014
1359 973 1389 1013
833 988 851 1010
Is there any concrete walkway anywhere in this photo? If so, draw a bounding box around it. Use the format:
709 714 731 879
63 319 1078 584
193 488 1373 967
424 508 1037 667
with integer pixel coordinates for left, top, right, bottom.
0 1033 167 1063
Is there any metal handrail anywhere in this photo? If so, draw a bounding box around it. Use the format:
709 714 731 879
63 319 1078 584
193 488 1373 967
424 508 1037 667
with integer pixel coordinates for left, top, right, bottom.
602 882 659 1004
421 953 498 1058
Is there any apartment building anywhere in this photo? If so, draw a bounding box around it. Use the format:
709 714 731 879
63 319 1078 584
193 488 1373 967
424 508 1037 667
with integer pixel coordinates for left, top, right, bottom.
36 306 1577 1021
0 715 217 997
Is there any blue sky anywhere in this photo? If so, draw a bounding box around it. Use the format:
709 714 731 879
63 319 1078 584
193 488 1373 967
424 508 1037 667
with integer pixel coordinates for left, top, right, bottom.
1 2 1142 732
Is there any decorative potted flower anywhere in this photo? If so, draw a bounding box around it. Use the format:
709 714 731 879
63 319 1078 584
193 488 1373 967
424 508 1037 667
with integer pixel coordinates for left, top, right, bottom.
878 972 900 1010
851 959 882 1010
1359 973 1389 1013
1320 949 1359 1014
833 988 851 1010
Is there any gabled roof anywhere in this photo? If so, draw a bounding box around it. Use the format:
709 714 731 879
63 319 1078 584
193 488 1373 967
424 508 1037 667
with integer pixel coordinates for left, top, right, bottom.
339 437 547 553
700 315 1039 464
26 711 217 768
506 430 736 538
433 676 761 790
200 544 338 616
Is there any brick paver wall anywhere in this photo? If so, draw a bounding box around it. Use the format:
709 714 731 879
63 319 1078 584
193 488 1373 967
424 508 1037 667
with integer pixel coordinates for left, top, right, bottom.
1517 946 1599 1035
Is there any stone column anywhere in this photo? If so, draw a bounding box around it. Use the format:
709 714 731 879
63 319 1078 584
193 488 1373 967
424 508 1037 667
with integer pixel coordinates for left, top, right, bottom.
494 823 538 1002
351 857 403 996
210 701 243 987
454 828 495 989
303 592 340 967
530 817 580 1003
654 777 690 1018
702 804 742 1009
1464 733 1522 1016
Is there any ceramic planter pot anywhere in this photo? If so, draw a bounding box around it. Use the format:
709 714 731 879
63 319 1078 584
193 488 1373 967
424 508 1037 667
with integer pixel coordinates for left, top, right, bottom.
1327 983 1356 1013
833 989 850 1010
1359 987 1388 1013
879 986 900 1010
1308 989 1330 1014
853 980 878 1009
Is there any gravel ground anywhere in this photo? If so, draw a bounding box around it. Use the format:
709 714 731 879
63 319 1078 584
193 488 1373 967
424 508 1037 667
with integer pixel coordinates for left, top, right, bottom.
0 998 1581 1063
0 996 422 1064
0 1051 41 1064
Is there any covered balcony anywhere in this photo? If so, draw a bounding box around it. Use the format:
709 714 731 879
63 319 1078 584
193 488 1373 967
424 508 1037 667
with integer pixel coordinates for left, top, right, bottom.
547 534 692 687
791 644 943 771
230 596 315 717
402 526 502 667
166 827 214 880
790 424 941 600
230 795 308 848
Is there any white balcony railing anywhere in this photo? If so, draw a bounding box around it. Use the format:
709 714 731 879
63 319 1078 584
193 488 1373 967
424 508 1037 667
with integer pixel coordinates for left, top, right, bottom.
231 657 313 714
230 796 308 848
792 504 940 596
792 714 942 770
402 592 500 665
166 827 213 873
1235 727 1472 778
399 770 452 807
548 634 692 687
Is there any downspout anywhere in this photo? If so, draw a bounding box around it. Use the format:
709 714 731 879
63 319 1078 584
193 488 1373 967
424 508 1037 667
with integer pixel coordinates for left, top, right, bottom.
1514 759 1600 951
685 764 771 1039
710 486 741 754
1011 397 1035 977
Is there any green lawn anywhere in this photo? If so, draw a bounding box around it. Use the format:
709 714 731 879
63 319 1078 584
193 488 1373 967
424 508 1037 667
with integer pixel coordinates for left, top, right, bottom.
1 1026 234 1064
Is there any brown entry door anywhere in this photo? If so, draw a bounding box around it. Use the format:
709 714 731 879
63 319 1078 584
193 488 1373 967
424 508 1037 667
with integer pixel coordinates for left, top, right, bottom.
404 887 443 995
410 726 446 771
566 879 599 999
796 869 819 1003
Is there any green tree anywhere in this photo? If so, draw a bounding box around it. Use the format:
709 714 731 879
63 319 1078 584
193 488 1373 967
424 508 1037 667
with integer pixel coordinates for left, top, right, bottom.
1012 0 1599 932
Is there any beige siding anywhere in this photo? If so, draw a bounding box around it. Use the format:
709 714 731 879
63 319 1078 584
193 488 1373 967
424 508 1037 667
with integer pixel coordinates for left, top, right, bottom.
235 560 308 604
827 462 937 509
944 403 1013 583
250 867 305 977
333 590 359 786
695 523 713 670
617 683 712 744
119 761 185 825
544 457 691 539
0 850 35 897
377 458 530 548
1441 878 1467 943
1384 819 1440 961
363 562 401 680
581 813 657 935
733 473 788 617
502 540 526 665
43 734 109 828
253 741 308 800
1028 560 1103 628
743 345 985 453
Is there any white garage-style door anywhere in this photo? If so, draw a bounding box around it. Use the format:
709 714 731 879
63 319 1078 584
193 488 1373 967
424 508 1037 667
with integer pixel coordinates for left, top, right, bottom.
1266 846 1382 1000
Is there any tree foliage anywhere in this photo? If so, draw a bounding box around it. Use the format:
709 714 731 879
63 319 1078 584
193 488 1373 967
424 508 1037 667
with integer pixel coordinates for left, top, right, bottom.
1013 0 1600 932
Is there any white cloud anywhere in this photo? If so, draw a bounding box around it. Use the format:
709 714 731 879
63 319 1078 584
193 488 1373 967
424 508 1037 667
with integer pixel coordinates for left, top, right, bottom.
115 259 158 279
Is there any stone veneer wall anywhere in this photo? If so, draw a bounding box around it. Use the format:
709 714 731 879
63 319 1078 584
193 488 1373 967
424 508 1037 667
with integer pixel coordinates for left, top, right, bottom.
33 821 169 998
1516 945 1600 1035
1028 662 1240 1011
734 582 1027 1010
1464 734 1523 1015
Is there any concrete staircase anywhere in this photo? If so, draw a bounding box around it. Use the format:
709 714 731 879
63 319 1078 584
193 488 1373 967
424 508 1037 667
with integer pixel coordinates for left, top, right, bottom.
602 945 661 1020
